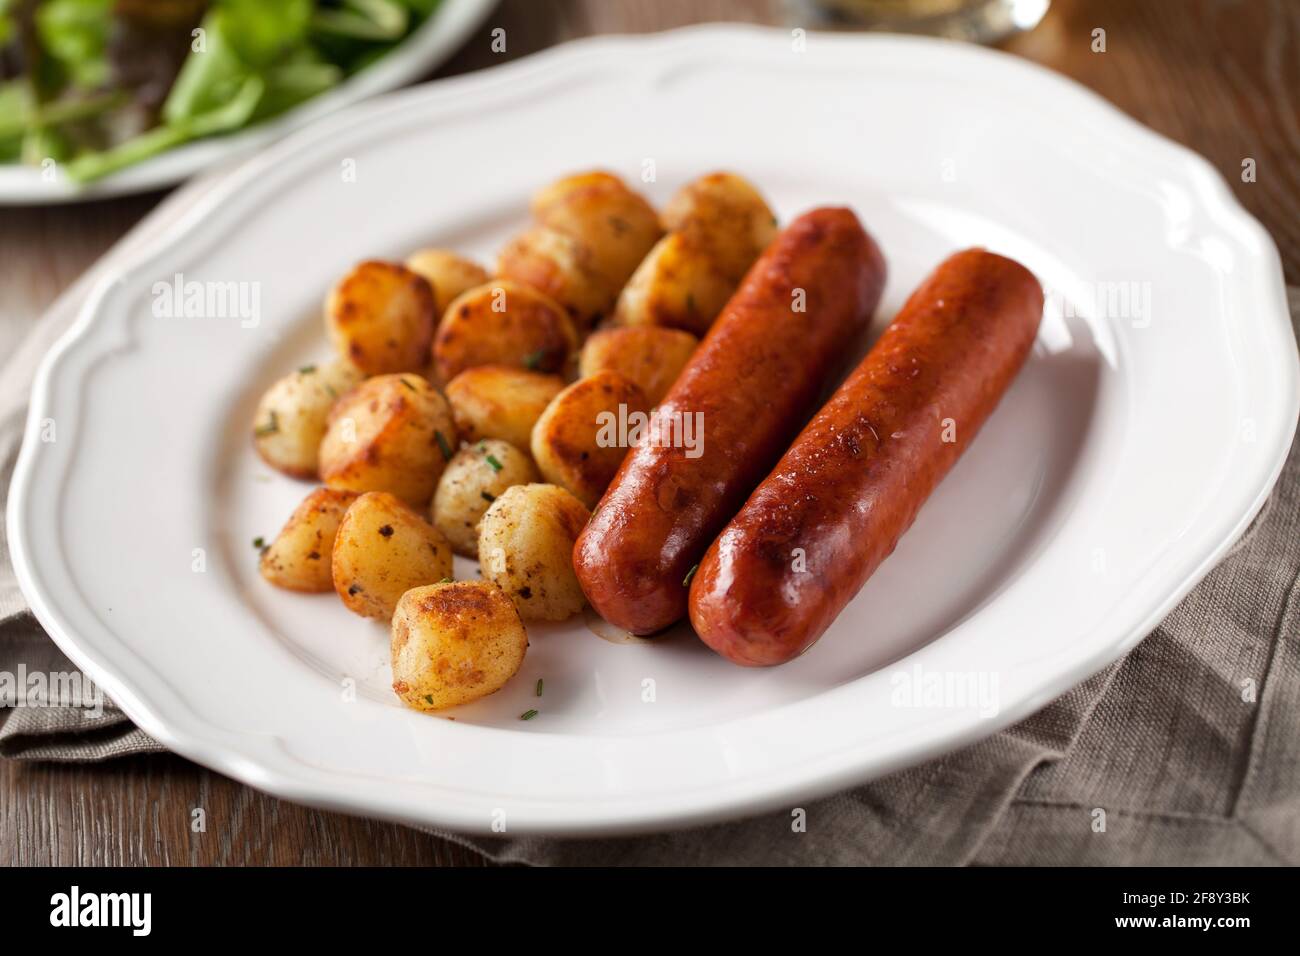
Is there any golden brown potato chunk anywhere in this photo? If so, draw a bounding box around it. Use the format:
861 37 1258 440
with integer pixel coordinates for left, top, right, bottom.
444 365 565 451
432 279 577 384
478 484 589 621
614 172 777 334
530 170 662 291
432 439 539 556
405 249 491 317
612 231 736 336
660 171 778 280
391 581 528 711
496 225 613 330
578 326 698 405
326 260 436 375
332 492 454 621
530 370 649 509
611 228 743 335
252 360 362 479
319 374 457 506
260 488 359 592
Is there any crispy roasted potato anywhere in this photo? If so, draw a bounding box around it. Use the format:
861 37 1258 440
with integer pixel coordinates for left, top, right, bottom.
252 359 362 479
404 249 490 316
259 488 359 592
432 439 539 556
478 484 589 621
530 171 662 291
612 230 739 335
614 173 777 334
531 170 633 218
660 171 778 280
432 279 577 384
530 370 649 509
319 374 457 506
444 364 565 451
326 260 437 375
612 236 722 336
332 492 454 620
578 326 698 405
391 581 528 711
496 225 613 329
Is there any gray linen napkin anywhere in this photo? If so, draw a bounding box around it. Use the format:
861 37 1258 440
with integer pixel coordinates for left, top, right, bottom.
2 173 1296 863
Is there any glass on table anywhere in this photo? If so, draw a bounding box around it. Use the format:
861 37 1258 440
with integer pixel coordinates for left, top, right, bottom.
796 0 1051 43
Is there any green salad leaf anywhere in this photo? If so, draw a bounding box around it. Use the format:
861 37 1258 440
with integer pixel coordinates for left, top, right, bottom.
254 49 343 120
162 9 254 125
216 0 313 67
64 75 264 182
34 0 112 89
311 0 409 41
5 0 441 184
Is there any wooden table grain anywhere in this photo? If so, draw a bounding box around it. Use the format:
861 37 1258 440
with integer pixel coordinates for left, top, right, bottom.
2 0 1295 866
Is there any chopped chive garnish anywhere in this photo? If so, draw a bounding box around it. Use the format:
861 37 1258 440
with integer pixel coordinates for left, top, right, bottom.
522 349 545 370
480 491 496 504
424 694 434 705
485 453 503 472
254 411 279 436
323 384 338 399
682 563 699 587
400 377 417 391
298 364 317 374
519 709 538 721
252 536 265 549
535 679 543 697
438 577 453 584
435 430 453 461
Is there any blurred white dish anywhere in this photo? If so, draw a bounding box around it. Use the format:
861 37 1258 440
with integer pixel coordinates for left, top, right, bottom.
0 0 497 204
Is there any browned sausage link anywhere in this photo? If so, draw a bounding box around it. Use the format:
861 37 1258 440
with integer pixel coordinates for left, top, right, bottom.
574 208 886 635
689 248 1044 665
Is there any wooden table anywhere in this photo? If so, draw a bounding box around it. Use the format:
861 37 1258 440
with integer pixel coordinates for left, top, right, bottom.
3 0 1295 865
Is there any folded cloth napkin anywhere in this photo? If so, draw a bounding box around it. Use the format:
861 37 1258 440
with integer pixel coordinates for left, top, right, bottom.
2 172 1296 864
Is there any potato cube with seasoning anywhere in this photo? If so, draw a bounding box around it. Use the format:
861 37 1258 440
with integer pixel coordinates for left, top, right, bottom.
332 492 454 620
391 581 528 711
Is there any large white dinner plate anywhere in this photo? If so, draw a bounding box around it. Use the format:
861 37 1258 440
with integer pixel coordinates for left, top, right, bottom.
0 0 497 205
8 26 1298 836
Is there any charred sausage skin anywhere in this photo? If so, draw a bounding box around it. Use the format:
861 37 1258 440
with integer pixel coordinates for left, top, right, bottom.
574 208 887 635
689 248 1044 665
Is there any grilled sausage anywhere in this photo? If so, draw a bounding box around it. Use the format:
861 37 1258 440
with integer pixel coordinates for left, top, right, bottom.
689 248 1044 665
573 207 886 634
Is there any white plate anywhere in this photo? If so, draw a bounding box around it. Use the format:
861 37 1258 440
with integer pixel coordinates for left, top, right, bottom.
8 26 1298 836
0 0 497 205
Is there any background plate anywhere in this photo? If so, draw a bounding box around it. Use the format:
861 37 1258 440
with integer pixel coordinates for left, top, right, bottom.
0 0 497 204
8 26 1298 835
